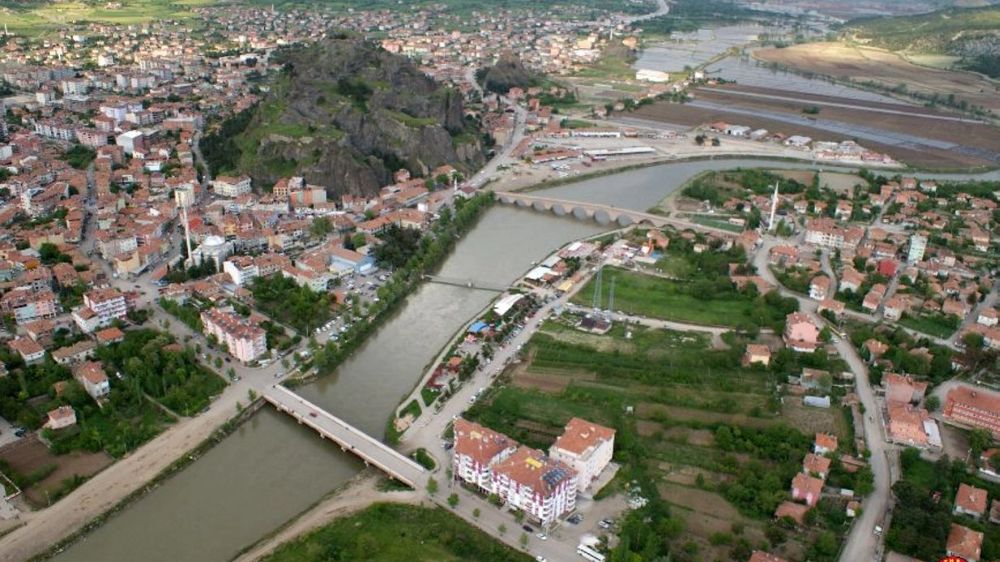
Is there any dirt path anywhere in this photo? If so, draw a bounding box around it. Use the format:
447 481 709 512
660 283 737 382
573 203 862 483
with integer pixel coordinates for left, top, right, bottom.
0 384 250 562
231 474 422 562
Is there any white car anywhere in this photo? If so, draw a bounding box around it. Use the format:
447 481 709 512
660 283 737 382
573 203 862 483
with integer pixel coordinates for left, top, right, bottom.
535 557 547 562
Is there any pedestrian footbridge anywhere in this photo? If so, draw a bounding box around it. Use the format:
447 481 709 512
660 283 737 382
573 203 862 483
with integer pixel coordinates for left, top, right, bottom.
263 385 427 488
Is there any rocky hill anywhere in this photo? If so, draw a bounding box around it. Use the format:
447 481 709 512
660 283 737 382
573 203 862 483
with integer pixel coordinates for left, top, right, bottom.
204 35 486 197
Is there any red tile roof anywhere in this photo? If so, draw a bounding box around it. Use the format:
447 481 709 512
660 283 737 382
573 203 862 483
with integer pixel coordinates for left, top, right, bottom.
552 417 615 456
955 483 988 516
947 523 983 562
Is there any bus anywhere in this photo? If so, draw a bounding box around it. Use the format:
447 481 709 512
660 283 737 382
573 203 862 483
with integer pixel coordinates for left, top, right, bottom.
577 545 605 562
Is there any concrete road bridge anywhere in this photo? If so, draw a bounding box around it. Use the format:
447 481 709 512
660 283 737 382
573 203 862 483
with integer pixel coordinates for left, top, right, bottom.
263 385 428 488
495 191 672 228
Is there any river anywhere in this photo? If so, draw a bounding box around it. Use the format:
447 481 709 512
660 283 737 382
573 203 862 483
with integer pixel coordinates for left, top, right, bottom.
52 158 1000 562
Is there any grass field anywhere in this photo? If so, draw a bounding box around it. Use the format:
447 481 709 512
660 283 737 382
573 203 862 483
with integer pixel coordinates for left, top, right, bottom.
2 0 215 35
467 318 850 561
897 313 959 339
261 503 532 562
570 266 792 329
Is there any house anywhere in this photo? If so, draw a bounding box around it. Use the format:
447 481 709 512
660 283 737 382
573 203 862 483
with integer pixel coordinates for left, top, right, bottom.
818 299 846 317
943 385 1000 438
886 402 940 448
883 296 907 322
791 472 824 506
884 373 928 405
453 418 518 492
210 175 252 198
946 523 983 562
8 337 45 364
803 453 831 479
814 433 838 455
977 308 999 327
45 405 77 429
840 268 865 293
74 361 110 400
742 344 771 367
549 417 615 492
954 483 989 519
749 552 789 562
95 326 125 345
491 446 578 527
74 287 130 332
784 312 821 353
809 275 831 301
52 340 97 365
200 308 267 363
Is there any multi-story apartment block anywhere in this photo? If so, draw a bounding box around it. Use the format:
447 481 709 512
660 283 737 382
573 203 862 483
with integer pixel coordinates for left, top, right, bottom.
549 417 615 492
491 446 577 527
211 175 252 198
453 418 518 492
944 385 1000 438
200 307 267 363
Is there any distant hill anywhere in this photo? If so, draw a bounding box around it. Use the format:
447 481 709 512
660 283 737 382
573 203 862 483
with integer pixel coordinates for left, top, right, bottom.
201 35 486 197
845 6 1000 77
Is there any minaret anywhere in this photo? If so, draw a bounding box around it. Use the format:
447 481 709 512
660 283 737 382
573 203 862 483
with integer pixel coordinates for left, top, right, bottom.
180 202 194 266
767 181 780 232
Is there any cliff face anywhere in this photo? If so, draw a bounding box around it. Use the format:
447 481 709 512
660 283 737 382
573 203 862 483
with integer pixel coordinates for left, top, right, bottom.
233 36 485 196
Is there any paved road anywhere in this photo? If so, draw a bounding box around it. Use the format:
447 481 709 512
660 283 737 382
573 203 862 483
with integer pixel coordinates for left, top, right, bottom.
752 234 893 562
263 385 427 488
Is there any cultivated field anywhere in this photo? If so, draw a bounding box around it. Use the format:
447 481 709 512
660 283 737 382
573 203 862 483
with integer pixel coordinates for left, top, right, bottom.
754 42 1000 114
0 436 112 507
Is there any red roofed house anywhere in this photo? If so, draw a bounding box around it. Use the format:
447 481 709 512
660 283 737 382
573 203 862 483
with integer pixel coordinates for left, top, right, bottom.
947 523 983 562
803 453 831 479
742 344 771 367
491 446 577 527
814 433 838 455
954 483 989 519
944 385 1000 438
95 326 125 345
784 312 820 353
8 336 45 364
45 405 77 430
549 417 616 492
809 275 831 301
452 418 518 492
791 472 824 506
73 361 110 400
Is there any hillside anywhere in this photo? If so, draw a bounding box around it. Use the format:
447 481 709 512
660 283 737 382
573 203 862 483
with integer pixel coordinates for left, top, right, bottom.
201 35 486 197
846 6 1000 77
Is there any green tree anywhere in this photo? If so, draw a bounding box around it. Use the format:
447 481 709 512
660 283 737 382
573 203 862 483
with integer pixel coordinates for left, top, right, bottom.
473 508 481 518
310 216 333 238
519 533 529 548
498 523 507 536
426 476 439 495
969 428 992 458
924 395 940 412
447 492 459 508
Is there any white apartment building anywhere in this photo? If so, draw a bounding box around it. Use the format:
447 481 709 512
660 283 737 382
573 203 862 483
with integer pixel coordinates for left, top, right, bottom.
453 419 518 492
491 446 577 527
75 288 130 332
908 233 927 264
211 175 252 198
223 256 260 286
549 417 615 492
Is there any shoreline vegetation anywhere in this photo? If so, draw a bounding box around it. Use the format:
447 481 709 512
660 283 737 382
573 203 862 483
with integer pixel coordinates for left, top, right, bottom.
29 399 267 562
288 191 495 392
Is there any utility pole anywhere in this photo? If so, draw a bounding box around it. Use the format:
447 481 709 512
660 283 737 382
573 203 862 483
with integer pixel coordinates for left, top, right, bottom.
591 266 603 311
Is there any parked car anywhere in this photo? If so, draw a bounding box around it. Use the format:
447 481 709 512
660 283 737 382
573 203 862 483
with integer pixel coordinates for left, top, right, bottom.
522 525 534 533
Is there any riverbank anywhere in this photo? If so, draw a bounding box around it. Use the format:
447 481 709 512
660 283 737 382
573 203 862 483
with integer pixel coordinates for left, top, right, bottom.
229 472 421 562
14 399 266 562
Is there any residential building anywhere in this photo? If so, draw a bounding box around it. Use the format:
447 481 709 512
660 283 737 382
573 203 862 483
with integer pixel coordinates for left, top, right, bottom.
814 432 838 455
223 255 259 286
74 287 130 332
907 233 927 264
791 472 823 506
8 337 45 364
804 218 864 250
74 361 111 400
45 406 77 430
742 344 771 367
802 453 831 479
0 288 60 324
809 275 831 301
452 418 517 492
491 446 577 527
211 175 252 198
95 326 125 345
784 312 820 353
943 385 1000 438
200 307 267 363
954 483 989 518
549 417 615 492
947 523 983 562
52 340 97 365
